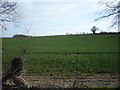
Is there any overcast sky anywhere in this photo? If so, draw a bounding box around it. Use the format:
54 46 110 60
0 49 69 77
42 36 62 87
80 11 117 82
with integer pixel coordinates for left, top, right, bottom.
2 0 119 37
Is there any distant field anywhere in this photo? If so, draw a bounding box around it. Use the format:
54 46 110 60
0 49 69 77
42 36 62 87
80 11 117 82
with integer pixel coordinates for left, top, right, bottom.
2 34 119 75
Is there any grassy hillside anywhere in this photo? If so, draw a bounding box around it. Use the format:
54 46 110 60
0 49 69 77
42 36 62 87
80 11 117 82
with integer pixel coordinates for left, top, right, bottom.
2 34 119 75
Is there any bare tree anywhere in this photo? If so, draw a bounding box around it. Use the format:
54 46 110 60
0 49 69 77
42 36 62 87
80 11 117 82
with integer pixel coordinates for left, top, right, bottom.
95 0 120 29
0 0 19 31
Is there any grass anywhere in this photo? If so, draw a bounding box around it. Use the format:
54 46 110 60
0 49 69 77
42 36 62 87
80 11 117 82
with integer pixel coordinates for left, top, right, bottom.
3 34 118 53
24 54 118 75
2 34 119 75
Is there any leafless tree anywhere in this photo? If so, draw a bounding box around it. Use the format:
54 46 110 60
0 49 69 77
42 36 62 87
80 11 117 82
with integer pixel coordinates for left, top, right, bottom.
0 0 19 31
95 0 120 29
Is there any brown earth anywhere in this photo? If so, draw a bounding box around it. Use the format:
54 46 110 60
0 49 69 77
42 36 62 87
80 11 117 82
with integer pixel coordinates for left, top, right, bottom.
22 73 119 88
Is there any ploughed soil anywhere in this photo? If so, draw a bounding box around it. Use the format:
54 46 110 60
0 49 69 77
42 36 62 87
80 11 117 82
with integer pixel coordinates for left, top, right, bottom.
22 73 119 88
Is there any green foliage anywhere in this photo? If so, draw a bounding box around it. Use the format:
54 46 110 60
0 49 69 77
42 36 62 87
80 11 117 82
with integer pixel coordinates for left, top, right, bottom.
2 34 119 75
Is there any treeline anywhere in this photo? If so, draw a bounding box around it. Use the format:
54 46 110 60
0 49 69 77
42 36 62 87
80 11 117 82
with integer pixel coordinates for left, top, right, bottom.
13 34 32 38
13 34 28 38
98 32 120 34
13 32 120 38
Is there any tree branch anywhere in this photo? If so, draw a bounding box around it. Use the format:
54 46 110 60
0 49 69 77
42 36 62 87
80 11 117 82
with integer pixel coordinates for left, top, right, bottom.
96 0 119 28
95 12 117 21
0 1 19 31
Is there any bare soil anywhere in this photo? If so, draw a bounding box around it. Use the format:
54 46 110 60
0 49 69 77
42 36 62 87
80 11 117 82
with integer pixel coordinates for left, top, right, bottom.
22 73 119 88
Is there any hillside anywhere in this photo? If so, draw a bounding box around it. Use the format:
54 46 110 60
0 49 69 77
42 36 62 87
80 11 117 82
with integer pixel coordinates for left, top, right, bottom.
2 34 119 74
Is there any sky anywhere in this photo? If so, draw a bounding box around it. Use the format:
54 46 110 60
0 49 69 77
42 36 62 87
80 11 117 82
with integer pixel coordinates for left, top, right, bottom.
2 0 119 37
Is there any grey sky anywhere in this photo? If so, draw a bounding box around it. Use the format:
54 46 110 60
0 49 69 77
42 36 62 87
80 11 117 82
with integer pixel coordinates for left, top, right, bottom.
2 0 119 37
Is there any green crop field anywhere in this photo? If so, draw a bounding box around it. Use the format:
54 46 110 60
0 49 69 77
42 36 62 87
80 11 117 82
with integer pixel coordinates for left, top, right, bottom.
2 34 119 75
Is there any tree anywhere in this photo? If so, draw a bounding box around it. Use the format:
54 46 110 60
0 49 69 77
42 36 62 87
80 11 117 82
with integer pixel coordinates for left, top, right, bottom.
0 0 19 31
95 0 120 28
91 26 99 34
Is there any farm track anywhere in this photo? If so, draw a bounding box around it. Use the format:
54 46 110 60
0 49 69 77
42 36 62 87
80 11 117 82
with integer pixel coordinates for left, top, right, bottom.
2 48 118 54
25 52 118 55
64 52 118 55
2 48 118 55
22 73 119 88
